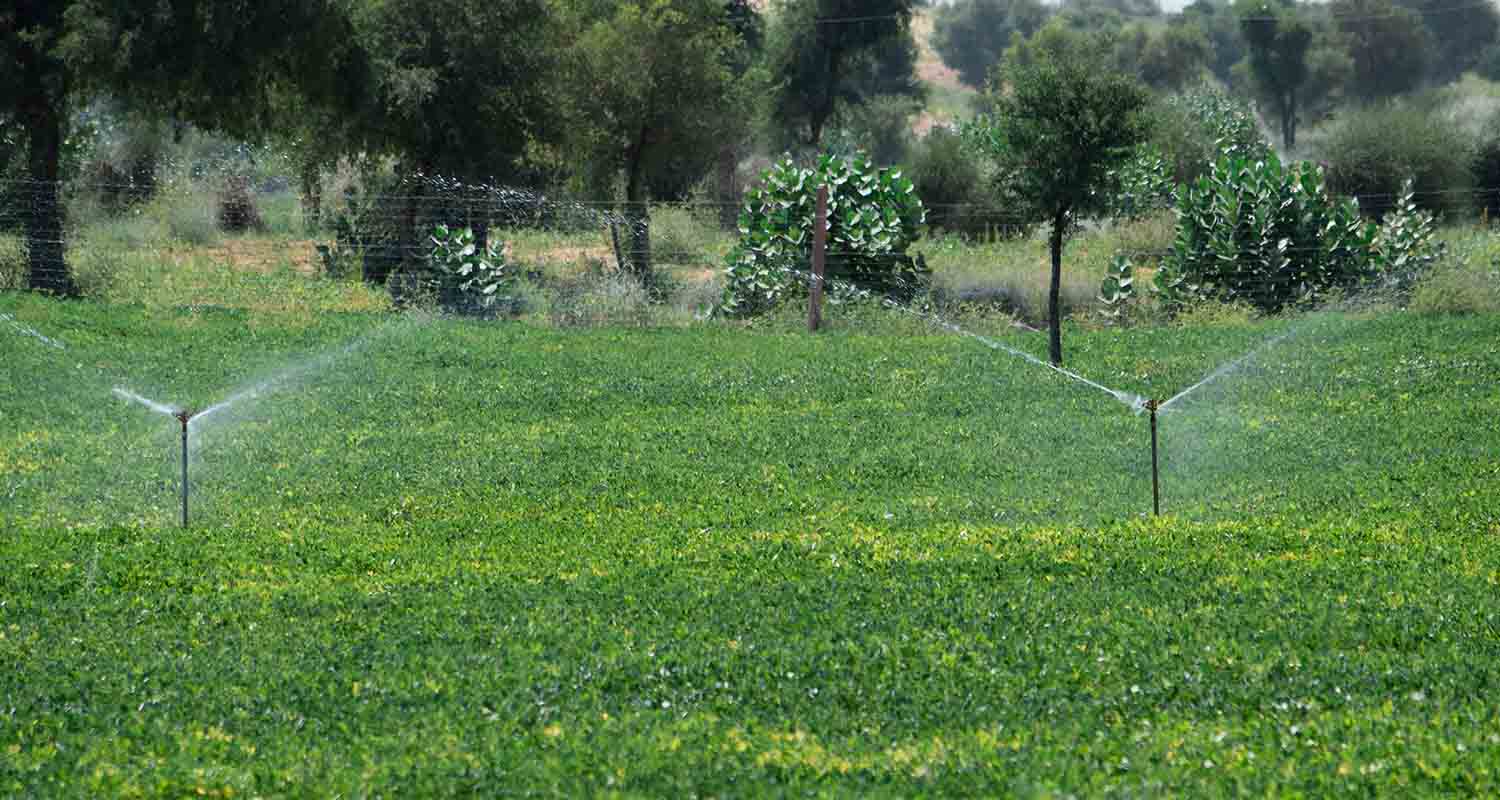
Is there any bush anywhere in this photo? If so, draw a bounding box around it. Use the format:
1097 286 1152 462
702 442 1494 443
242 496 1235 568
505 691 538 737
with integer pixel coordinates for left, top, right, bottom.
718 151 929 316
1108 89 1270 217
1319 104 1475 219
907 127 998 237
933 0 1051 89
1473 114 1500 222
1154 154 1440 313
1411 230 1500 314
0 234 24 290
427 224 515 315
217 176 265 233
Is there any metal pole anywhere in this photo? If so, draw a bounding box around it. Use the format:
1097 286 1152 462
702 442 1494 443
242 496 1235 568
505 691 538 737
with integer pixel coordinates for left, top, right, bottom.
808 184 828 333
177 411 190 527
1148 399 1160 516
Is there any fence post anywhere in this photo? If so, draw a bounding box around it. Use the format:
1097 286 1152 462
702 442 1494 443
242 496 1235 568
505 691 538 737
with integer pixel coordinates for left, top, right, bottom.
809 184 828 333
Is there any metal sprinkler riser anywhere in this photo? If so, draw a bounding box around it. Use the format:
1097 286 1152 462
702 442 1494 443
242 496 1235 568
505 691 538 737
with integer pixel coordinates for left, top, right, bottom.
175 409 194 528
1145 399 1161 517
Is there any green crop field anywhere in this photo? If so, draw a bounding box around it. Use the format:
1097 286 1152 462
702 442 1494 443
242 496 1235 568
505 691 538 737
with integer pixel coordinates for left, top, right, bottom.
3 293 1500 796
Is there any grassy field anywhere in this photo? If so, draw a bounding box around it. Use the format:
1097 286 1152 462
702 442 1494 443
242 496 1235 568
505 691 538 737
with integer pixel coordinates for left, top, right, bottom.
3 286 1499 795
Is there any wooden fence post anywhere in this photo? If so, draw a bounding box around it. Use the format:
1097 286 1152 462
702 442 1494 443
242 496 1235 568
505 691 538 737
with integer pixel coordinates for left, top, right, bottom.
809 184 828 333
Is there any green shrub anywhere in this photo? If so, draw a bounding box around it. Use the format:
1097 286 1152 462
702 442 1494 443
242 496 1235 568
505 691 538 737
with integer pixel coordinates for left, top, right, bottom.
1412 230 1500 314
1319 104 1475 219
0 234 24 290
427 224 515 315
650 205 732 267
160 187 221 246
1155 155 1440 313
1108 89 1269 217
907 126 999 237
933 0 1051 88
718 151 928 316
1473 113 1500 222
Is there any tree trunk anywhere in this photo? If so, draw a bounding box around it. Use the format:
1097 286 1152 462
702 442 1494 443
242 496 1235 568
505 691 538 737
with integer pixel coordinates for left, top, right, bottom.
716 142 740 230
1048 208 1067 366
1286 90 1297 150
1279 91 1296 151
624 142 651 283
299 160 322 233
24 104 73 296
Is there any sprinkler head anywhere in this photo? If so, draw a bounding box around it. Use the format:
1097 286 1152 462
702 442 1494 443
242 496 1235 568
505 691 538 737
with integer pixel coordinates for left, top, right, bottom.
1144 398 1160 413
174 409 194 426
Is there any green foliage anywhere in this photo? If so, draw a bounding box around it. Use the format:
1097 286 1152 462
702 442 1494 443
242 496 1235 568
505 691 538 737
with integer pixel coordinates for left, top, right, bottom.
566 0 751 279
826 94 921 166
1319 104 1475 219
931 0 1051 88
907 127 997 237
719 151 928 315
970 22 1151 361
1332 0 1433 101
1473 116 1500 221
1109 89 1271 218
973 25 1151 223
1113 22 1211 90
1156 155 1442 313
1411 229 1500 314
355 0 562 183
1393 0 1500 83
427 224 514 314
766 0 923 147
1180 0 1248 85
4 292 1500 795
1236 0 1314 149
1097 252 1137 321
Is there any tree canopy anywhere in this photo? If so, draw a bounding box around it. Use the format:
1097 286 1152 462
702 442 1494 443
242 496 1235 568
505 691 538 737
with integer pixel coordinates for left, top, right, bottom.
971 23 1150 364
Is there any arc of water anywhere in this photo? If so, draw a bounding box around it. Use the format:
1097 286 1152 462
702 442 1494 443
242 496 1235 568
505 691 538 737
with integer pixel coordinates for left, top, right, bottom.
743 259 1146 411
1158 327 1299 413
112 387 178 417
896 301 1145 412
2 312 67 350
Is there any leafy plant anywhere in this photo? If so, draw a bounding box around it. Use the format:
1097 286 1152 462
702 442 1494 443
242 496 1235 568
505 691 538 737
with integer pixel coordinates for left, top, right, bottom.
718 150 928 316
1155 153 1373 313
1107 89 1269 218
428 224 513 314
1097 253 1137 322
1155 156 1442 313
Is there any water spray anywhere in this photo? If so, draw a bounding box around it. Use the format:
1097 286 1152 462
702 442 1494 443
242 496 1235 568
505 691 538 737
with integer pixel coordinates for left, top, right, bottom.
1145 398 1161 516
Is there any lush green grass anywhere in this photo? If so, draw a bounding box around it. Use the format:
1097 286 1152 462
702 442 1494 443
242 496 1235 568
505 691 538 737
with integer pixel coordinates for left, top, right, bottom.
2 293 1499 795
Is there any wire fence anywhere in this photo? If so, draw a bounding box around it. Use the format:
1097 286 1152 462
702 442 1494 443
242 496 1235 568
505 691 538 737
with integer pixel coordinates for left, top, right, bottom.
2 175 1496 325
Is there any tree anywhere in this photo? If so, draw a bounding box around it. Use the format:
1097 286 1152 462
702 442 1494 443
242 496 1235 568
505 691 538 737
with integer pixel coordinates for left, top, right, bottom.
1392 0 1500 83
1237 0 1313 150
1114 22 1211 90
353 0 566 265
1332 0 1432 100
566 0 750 282
1180 0 1247 85
766 0 923 147
1 0 361 294
932 0 1051 89
970 24 1150 365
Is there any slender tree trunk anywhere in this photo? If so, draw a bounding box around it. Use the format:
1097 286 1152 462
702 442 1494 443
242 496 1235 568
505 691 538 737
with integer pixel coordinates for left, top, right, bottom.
1048 208 1067 366
624 135 651 283
1286 90 1297 150
299 160 322 233
24 104 73 295
716 142 740 230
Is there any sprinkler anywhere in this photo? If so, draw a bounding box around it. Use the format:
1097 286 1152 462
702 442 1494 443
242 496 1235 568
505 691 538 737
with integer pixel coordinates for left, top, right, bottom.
1145 399 1161 516
176 408 196 528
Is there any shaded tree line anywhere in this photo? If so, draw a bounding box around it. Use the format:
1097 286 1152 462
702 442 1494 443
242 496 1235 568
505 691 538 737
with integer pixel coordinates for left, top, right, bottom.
3 0 926 294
